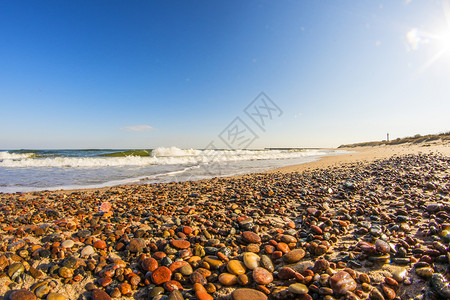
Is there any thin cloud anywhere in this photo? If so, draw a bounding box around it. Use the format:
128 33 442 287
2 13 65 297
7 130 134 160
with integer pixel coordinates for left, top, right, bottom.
121 124 154 132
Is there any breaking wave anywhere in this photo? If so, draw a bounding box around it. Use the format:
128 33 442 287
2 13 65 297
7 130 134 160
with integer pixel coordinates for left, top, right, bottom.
0 147 334 168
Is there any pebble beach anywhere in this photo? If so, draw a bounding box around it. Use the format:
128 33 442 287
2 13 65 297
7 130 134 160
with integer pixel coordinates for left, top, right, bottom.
1 143 450 300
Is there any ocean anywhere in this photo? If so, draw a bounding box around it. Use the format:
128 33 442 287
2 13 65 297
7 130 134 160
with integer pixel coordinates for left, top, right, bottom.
0 147 346 193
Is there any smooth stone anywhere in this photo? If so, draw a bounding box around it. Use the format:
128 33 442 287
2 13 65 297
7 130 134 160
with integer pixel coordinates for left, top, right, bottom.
180 264 193 276
382 284 396 300
152 266 172 285
167 290 184 300
61 240 75 248
35 283 51 298
392 268 407 282
10 289 37 300
93 240 107 250
288 283 309 295
127 238 146 253
172 239 191 249
231 288 268 300
47 293 67 300
81 245 95 257
227 260 246 275
260 255 274 273
330 271 357 294
283 249 305 264
243 252 260 270
150 286 165 298
415 267 434 278
219 272 238 286
375 239 390 254
141 257 158 272
253 267 273 285
242 231 261 243
91 289 111 300
203 256 223 269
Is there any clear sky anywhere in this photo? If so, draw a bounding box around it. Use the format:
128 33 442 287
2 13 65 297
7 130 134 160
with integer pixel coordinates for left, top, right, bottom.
1 0 449 149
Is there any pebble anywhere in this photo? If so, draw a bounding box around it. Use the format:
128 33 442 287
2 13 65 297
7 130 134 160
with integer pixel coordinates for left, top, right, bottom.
10 289 37 300
46 293 67 300
152 266 173 285
81 245 95 257
91 289 111 300
231 288 268 300
127 238 146 253
415 267 434 278
61 240 75 248
283 249 305 264
219 272 238 286
330 271 357 294
288 283 309 294
227 260 246 275
392 268 408 282
243 252 260 270
242 231 261 243
252 267 273 285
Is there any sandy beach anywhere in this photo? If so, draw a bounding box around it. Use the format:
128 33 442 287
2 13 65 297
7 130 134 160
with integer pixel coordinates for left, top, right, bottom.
1 142 449 300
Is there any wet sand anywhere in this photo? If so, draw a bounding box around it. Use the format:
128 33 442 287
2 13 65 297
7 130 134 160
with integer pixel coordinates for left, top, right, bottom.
0 142 449 300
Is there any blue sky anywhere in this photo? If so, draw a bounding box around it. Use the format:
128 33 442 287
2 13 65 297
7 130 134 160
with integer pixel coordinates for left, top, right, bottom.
1 0 449 149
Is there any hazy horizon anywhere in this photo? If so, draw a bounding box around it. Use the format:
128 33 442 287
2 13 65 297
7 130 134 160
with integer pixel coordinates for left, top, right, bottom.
1 1 449 149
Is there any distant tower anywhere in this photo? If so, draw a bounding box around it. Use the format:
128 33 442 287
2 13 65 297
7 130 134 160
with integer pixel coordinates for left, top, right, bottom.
387 133 389 142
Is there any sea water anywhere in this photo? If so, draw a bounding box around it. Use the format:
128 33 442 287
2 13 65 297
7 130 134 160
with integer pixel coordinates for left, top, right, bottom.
0 147 346 193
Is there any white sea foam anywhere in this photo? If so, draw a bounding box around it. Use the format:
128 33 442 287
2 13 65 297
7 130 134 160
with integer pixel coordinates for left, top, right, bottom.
0 151 34 160
0 148 340 168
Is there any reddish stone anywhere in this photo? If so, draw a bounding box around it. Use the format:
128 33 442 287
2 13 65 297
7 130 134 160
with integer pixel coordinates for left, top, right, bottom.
164 280 184 292
93 240 107 250
141 257 158 272
311 225 323 234
194 283 213 300
151 266 172 285
242 231 261 243
118 283 132 295
152 251 166 260
171 239 191 249
385 277 399 286
196 268 212 278
98 277 112 287
253 267 273 285
271 251 283 260
264 245 275 254
276 242 290 254
330 271 357 294
283 249 306 264
277 267 298 280
169 260 189 272
91 289 111 300
10 290 37 300
382 284 396 300
182 226 194 235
